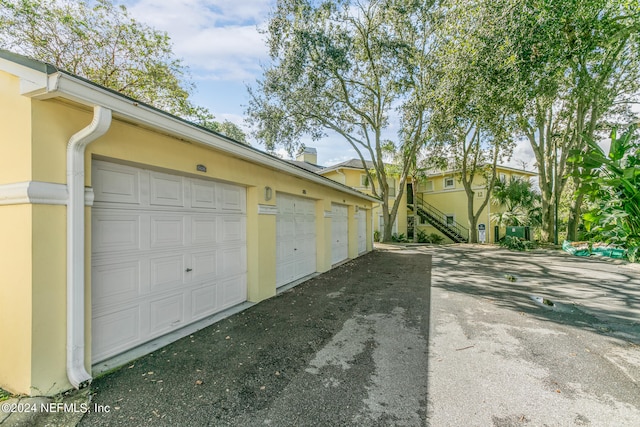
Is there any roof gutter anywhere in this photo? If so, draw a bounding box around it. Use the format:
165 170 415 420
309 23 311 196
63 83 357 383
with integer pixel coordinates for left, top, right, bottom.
66 106 112 388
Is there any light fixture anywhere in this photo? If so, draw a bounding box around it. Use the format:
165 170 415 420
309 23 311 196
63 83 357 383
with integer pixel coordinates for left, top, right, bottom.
264 186 273 201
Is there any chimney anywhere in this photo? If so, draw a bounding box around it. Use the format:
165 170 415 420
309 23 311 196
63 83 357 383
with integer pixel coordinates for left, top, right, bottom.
296 147 317 164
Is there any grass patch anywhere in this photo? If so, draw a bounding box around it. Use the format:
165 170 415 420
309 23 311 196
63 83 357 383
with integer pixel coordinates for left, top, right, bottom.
0 387 13 401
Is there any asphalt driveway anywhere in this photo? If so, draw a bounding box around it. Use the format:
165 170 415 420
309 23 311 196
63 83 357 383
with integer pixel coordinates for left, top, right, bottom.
423 244 640 426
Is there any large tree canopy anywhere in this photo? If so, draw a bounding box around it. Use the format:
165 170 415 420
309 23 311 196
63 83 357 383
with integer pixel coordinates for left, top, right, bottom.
0 0 247 142
247 0 437 241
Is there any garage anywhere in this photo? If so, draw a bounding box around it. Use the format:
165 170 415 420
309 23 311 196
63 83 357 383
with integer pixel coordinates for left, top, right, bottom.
275 194 317 287
90 160 247 363
357 209 367 254
331 203 349 264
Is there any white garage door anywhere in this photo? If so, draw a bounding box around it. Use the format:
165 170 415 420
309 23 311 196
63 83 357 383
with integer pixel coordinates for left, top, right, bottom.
276 194 316 287
331 203 349 264
91 160 247 363
357 209 367 254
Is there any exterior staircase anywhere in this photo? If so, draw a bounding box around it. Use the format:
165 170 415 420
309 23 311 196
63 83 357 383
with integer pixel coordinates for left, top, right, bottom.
411 194 469 243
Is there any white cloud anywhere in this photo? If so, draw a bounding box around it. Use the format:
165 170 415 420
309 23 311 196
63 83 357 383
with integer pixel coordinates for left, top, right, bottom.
117 0 273 81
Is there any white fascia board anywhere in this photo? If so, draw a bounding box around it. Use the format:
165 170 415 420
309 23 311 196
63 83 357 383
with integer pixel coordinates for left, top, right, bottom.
32 73 379 204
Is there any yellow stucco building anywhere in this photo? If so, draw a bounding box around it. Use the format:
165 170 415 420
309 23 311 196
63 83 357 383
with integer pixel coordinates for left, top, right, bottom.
0 51 376 396
294 149 535 244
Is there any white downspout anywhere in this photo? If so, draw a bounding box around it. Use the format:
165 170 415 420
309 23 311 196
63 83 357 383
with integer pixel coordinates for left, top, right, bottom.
67 106 112 388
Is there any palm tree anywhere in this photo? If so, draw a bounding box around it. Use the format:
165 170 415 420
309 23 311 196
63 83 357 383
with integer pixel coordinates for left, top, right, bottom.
491 177 541 227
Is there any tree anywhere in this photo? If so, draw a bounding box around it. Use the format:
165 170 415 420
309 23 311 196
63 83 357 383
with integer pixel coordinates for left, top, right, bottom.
491 176 541 228
571 125 640 261
247 0 436 242
502 0 640 242
0 0 247 141
427 0 515 243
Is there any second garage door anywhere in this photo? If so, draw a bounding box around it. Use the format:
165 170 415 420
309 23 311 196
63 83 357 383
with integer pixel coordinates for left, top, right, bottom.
331 203 349 264
91 161 247 363
276 194 317 287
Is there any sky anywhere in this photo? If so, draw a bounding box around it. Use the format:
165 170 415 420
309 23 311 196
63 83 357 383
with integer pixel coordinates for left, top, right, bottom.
115 0 537 169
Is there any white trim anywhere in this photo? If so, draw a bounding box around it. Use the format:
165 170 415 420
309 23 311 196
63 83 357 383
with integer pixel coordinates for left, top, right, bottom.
0 181 94 206
258 204 278 215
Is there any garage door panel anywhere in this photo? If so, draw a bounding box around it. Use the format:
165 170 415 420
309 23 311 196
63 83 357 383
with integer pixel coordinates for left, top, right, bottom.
150 215 185 248
92 306 140 359
191 250 217 280
219 216 246 243
218 276 247 308
92 260 140 306
150 172 185 207
93 163 141 205
149 254 185 291
219 247 246 277
219 183 246 212
191 216 217 245
92 213 141 253
191 180 217 209
191 285 217 319
149 294 184 335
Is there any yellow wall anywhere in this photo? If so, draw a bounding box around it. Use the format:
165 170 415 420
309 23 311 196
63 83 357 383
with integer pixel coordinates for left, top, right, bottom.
415 168 533 243
321 168 408 239
0 88 373 396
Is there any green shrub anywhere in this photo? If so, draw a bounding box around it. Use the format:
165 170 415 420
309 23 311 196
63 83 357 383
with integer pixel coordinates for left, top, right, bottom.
391 232 408 242
417 230 444 244
373 230 380 242
500 235 536 251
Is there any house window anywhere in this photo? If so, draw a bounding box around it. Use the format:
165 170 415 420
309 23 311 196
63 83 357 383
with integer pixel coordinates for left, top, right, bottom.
418 180 433 192
499 173 507 182
445 215 455 226
444 177 455 189
360 174 369 187
387 178 396 197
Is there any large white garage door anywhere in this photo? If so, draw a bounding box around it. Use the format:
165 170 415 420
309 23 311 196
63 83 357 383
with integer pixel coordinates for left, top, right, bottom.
91 160 247 363
331 203 349 264
357 209 367 254
276 194 316 287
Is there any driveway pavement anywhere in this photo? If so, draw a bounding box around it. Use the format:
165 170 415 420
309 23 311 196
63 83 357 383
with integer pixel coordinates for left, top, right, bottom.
3 244 638 426
423 244 640 426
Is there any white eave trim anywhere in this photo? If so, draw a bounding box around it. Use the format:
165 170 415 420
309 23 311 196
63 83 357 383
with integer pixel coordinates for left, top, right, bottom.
0 181 94 206
26 72 378 204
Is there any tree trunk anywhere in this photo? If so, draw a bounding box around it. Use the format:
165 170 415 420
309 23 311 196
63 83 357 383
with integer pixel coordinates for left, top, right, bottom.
566 191 584 241
467 192 478 243
412 181 418 243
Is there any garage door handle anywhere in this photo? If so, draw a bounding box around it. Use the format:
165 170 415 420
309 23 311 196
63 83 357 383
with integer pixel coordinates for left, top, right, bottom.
185 268 193 272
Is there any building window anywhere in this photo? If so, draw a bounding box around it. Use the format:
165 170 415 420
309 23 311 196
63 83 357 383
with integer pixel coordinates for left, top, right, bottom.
499 173 507 182
444 177 455 189
387 178 396 197
360 174 369 187
418 180 433 192
445 215 455 226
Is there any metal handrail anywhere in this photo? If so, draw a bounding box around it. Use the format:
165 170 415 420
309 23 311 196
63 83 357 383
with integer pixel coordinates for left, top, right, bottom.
415 193 469 241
